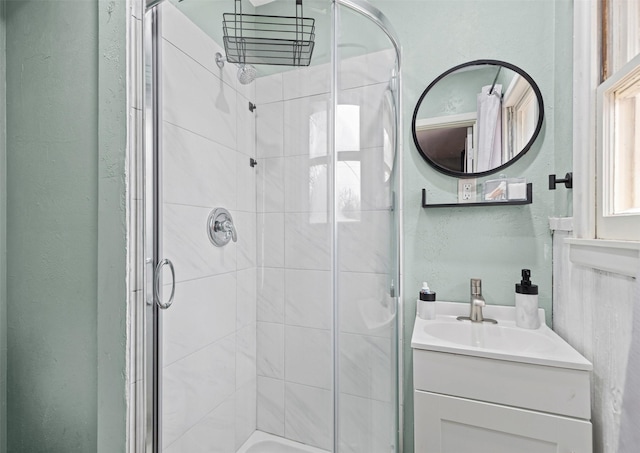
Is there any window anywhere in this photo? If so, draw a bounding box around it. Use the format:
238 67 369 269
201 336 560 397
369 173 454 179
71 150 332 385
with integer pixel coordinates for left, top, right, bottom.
596 0 640 241
503 75 538 161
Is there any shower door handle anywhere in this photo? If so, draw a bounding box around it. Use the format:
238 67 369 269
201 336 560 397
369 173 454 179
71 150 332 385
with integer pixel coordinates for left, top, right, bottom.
154 258 176 309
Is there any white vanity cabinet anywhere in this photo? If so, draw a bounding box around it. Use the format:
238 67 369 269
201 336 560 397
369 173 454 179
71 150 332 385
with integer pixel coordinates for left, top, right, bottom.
414 390 591 453
411 302 593 453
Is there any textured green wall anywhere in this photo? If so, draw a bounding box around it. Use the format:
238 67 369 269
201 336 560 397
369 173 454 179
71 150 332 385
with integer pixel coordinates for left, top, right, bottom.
96 0 127 450
367 0 573 451
94 0 128 453
553 0 573 217
5 0 127 451
5 1 99 450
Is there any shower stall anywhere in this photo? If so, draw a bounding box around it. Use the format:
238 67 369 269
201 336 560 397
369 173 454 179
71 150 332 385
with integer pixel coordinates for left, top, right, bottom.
135 0 402 451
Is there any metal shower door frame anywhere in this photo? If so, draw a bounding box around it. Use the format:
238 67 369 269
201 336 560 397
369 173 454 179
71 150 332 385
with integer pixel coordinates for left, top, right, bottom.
142 4 164 453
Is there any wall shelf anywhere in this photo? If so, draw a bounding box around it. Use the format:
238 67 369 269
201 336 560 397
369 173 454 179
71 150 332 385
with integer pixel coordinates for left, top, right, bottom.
422 183 533 208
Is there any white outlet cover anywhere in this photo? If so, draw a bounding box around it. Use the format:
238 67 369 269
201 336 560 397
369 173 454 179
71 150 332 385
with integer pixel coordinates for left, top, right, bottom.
458 179 477 203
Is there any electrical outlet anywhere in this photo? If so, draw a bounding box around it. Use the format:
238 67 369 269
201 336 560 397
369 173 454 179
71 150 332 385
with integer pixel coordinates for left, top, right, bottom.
458 179 477 203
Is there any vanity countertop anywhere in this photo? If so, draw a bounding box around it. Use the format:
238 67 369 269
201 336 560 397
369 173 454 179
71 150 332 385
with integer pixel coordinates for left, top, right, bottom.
411 301 592 371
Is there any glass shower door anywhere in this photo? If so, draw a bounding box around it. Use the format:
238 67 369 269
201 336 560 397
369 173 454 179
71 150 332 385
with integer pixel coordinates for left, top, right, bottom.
143 1 401 452
145 3 260 452
334 3 401 452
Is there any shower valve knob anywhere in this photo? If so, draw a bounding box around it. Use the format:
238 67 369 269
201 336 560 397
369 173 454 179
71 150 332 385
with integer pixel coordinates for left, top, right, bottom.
207 208 238 247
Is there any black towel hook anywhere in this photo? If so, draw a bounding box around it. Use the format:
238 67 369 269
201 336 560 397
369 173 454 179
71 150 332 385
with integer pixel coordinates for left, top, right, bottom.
548 172 573 190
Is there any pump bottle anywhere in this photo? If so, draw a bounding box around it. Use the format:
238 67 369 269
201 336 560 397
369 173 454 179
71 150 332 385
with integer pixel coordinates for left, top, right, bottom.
417 282 436 320
515 269 540 329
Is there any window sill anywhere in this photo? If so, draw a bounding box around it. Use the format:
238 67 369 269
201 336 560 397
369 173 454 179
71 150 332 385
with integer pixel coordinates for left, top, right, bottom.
565 238 640 278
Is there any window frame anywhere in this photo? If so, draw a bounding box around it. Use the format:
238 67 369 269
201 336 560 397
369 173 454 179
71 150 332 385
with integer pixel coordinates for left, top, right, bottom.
596 52 640 241
568 0 640 276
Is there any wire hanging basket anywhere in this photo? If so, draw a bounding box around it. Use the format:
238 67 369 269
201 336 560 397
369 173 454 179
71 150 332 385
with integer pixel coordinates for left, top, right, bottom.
223 0 315 67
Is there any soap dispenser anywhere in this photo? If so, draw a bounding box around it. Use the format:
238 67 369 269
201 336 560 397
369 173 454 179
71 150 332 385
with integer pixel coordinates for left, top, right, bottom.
417 282 436 320
515 269 540 329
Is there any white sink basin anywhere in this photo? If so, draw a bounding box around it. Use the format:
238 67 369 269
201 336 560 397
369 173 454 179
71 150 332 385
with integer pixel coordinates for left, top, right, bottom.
412 302 592 370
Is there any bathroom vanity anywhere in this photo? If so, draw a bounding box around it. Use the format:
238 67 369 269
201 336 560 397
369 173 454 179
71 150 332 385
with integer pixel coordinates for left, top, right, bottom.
412 302 593 453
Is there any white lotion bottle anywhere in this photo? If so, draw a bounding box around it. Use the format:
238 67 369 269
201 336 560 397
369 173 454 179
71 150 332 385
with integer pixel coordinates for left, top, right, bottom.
515 269 540 329
417 281 436 320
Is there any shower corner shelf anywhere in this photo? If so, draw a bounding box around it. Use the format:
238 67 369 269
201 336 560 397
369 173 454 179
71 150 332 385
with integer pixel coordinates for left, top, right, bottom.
222 0 316 67
421 183 533 208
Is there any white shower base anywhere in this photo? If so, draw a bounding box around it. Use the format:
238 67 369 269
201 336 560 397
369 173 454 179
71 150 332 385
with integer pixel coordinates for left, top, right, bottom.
237 431 329 453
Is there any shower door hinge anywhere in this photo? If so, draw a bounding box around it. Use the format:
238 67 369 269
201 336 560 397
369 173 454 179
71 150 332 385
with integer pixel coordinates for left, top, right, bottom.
249 102 257 112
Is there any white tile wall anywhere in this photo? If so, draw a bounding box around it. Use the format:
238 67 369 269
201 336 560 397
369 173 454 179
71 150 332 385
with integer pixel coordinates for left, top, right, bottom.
338 210 391 274
283 155 310 213
339 394 393 453
359 147 393 211
234 210 257 270
255 55 398 452
235 379 258 449
256 102 284 158
284 382 332 450
257 376 285 436
283 94 330 157
163 273 237 366
283 63 331 100
163 204 237 282
257 267 285 323
159 3 257 451
285 326 332 389
256 213 285 268
236 267 257 329
162 40 237 149
284 213 331 270
236 94 257 158
256 321 285 379
162 3 236 88
257 157 285 213
339 271 394 338
338 83 388 150
255 73 284 105
339 333 392 402
236 153 257 212
284 269 332 330
163 122 237 209
236 324 257 389
162 336 236 447
163 398 236 453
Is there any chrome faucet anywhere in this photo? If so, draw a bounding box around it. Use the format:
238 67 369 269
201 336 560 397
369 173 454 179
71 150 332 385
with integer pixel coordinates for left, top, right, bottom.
457 278 498 324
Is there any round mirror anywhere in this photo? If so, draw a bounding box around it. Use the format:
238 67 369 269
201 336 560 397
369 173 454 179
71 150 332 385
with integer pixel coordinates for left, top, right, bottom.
412 60 544 177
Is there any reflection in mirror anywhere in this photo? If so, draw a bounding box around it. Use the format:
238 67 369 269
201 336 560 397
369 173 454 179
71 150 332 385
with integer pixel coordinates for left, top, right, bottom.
412 60 543 176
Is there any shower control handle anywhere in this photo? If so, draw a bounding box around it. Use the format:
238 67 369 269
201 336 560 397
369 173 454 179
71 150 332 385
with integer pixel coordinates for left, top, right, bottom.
215 218 237 242
208 208 238 247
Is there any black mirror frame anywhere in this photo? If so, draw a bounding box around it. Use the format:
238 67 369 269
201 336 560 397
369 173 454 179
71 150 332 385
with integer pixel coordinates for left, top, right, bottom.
411 59 544 178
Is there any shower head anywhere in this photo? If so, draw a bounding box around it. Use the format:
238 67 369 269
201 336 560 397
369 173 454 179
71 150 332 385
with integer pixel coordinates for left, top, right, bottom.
237 64 257 85
215 52 257 85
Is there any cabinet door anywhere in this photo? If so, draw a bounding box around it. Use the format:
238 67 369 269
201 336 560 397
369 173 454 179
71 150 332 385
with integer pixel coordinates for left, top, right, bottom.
415 391 592 453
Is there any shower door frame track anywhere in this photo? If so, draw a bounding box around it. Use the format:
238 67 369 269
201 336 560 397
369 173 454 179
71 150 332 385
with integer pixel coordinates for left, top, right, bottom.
143 3 164 453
